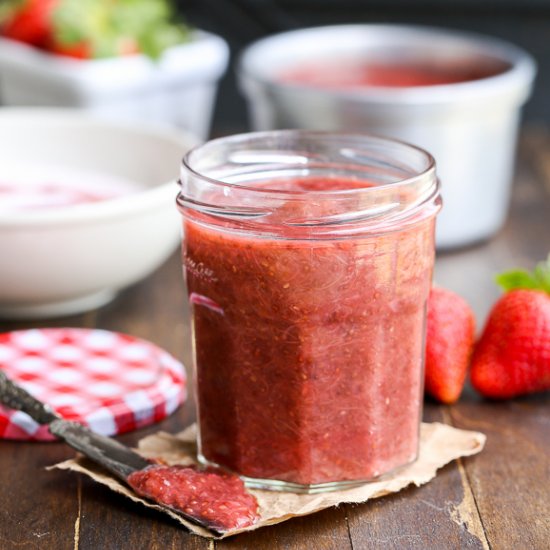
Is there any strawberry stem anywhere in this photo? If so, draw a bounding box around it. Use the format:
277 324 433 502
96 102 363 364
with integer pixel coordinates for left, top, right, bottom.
496 254 550 294
0 0 26 25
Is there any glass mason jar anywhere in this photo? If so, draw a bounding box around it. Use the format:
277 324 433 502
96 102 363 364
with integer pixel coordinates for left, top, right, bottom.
177 131 441 493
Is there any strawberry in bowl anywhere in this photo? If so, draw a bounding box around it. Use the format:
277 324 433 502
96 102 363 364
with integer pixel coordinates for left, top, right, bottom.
0 0 57 46
0 0 188 59
0 0 229 138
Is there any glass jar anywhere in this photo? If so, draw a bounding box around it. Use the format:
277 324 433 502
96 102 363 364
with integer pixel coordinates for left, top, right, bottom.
177 130 441 493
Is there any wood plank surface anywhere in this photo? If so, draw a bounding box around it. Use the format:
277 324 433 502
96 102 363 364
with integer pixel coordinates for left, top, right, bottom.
0 130 549 549
345 407 490 550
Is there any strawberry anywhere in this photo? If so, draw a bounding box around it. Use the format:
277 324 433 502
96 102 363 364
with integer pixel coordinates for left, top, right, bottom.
46 39 92 59
470 256 550 399
424 286 476 404
47 0 188 60
1 0 189 60
0 0 58 46
47 34 139 60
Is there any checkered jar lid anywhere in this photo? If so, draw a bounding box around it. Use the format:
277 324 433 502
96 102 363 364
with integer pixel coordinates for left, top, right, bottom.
0 328 187 441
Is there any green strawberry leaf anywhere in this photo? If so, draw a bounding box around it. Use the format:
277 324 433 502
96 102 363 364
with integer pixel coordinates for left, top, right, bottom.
496 270 539 291
533 255 550 293
136 22 189 59
0 0 26 25
50 0 189 59
496 254 550 294
111 0 189 59
52 0 109 47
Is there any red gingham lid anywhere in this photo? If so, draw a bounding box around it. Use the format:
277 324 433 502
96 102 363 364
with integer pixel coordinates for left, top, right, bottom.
0 328 187 441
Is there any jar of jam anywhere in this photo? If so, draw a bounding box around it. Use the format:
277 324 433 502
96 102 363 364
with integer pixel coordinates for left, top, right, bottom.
177 131 441 493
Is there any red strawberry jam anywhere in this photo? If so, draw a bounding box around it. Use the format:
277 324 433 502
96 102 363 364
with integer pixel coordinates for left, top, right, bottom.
127 464 259 532
182 175 436 488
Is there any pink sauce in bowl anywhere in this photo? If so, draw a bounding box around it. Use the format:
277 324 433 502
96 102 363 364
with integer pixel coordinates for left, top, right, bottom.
0 168 140 214
279 59 510 89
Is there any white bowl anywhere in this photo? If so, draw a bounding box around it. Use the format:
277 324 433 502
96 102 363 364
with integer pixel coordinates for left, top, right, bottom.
0 30 229 139
0 109 198 319
239 25 536 248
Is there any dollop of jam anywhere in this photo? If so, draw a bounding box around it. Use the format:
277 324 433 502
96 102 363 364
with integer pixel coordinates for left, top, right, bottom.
127 464 259 532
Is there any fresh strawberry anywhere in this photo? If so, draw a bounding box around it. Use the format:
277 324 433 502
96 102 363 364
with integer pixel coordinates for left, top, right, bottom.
1 0 188 60
46 39 91 59
46 34 140 59
45 0 186 60
471 256 550 399
0 0 58 46
424 286 476 404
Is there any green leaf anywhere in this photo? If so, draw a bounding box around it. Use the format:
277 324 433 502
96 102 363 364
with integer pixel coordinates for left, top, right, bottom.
50 0 190 59
137 22 189 59
0 0 26 25
52 0 109 46
495 254 550 294
496 270 539 291
533 254 550 293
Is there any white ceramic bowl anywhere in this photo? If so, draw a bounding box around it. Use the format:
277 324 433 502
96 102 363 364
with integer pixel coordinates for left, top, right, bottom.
0 30 229 140
0 109 198 319
239 25 536 248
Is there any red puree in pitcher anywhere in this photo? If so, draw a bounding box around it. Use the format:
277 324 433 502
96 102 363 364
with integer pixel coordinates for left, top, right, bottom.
182 172 437 488
279 59 508 88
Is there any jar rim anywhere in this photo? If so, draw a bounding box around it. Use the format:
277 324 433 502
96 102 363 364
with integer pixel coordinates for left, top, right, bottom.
181 130 436 197
179 130 440 235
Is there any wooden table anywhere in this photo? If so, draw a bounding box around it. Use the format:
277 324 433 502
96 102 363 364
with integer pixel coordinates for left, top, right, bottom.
1 130 549 550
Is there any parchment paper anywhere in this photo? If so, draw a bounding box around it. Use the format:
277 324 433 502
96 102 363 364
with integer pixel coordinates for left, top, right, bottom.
52 422 485 539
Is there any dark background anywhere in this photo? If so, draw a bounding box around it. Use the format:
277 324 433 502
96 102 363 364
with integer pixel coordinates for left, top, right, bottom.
175 0 550 134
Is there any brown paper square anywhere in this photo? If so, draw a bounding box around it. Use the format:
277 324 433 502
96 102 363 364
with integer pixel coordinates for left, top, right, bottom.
52 422 485 539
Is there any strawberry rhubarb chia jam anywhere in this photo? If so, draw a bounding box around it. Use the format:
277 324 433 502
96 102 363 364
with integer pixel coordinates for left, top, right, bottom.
178 131 441 492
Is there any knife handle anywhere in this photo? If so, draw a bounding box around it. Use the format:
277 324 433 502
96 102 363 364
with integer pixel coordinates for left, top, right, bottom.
0 370 60 425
